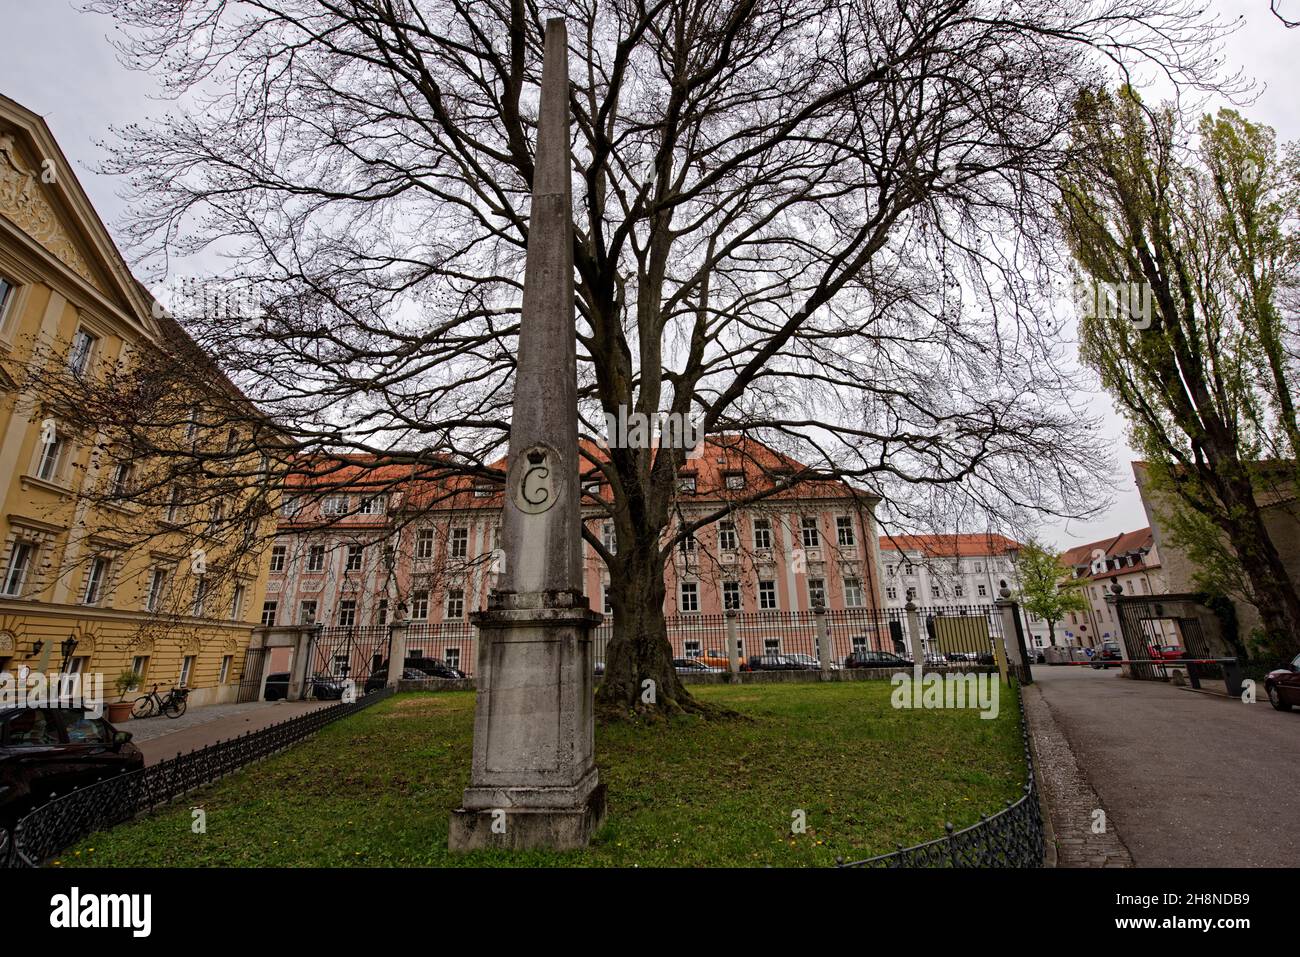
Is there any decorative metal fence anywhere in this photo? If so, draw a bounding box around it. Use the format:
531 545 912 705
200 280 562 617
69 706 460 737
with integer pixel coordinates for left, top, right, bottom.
402 604 1010 675
8 688 395 868
310 625 391 687
835 683 1043 868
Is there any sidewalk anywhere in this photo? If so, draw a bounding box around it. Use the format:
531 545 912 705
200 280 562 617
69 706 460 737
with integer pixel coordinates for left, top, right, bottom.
121 699 332 765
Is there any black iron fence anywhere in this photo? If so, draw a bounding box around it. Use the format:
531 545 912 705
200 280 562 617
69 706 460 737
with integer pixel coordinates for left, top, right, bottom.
836 683 1042 867
8 688 395 868
393 604 1011 676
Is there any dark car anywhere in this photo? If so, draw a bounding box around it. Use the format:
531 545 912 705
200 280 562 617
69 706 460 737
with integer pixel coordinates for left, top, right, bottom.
1265 653 1300 712
844 650 914 669
364 656 466 693
673 657 722 674
263 671 291 700
1091 641 1122 669
308 674 350 700
742 655 805 672
0 706 143 864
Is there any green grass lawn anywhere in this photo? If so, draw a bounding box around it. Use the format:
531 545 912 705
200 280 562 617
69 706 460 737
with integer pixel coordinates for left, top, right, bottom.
61 681 1024 868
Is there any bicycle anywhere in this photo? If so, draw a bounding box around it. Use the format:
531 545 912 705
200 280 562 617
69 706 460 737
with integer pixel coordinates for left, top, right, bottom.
131 683 190 719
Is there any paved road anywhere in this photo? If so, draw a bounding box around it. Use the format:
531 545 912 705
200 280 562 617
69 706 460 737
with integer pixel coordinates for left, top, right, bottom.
123 700 331 765
1033 665 1299 867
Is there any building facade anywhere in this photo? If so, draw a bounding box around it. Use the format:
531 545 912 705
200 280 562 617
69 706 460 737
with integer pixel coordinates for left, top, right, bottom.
0 96 273 707
1058 527 1168 649
263 438 888 675
877 533 1052 648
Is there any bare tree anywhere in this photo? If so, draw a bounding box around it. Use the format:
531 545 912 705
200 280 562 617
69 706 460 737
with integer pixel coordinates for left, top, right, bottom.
65 0 1234 716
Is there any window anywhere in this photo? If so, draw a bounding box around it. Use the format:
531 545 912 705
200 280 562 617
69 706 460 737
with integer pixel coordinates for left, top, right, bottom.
718 521 737 551
602 587 612 616
602 523 617 554
185 404 201 442
764 637 780 654
299 599 317 624
269 545 286 572
307 544 325 572
411 590 429 619
753 519 772 550
473 484 493 498
359 496 384 514
582 480 600 497
724 472 745 490
346 544 363 571
931 585 940 599
231 584 246 620
218 655 232 683
684 639 701 657
808 578 826 608
191 577 208 617
836 516 856 547
69 327 98 375
886 586 897 600
145 567 168 611
179 655 195 687
376 599 388 625
82 557 110 605
0 275 16 329
36 430 64 482
280 495 302 518
844 577 864 607
109 460 133 496
758 579 777 610
680 529 696 552
416 529 435 560
332 655 349 676
130 656 149 690
677 474 696 493
679 581 699 613
978 584 987 597
445 588 465 619
954 585 964 598
445 648 461 671
261 600 278 627
450 527 469 559
723 580 742 611
337 600 357 626
321 494 348 515
165 486 184 523
801 517 821 548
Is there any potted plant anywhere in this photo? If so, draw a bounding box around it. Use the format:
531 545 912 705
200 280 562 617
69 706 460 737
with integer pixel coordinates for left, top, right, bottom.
107 670 138 723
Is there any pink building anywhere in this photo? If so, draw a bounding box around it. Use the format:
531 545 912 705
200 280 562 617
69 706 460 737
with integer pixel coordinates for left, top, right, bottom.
262 437 888 678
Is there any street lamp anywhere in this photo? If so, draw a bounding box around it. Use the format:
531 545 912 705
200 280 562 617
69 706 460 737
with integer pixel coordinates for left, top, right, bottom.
59 636 79 673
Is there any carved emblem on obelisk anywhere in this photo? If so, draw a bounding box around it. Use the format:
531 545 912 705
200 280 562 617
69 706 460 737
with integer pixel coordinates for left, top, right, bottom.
511 445 559 515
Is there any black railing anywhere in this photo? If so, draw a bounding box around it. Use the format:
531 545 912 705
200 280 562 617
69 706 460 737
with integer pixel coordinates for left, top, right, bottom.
9 688 395 868
836 683 1043 868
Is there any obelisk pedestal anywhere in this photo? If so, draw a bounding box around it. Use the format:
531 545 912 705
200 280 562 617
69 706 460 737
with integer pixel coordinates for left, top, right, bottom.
448 16 605 852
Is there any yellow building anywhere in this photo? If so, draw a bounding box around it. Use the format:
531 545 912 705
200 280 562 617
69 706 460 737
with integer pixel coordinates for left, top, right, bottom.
0 94 275 709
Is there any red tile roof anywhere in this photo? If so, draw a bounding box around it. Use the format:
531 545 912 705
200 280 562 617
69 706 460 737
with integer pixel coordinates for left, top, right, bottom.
877 533 1023 558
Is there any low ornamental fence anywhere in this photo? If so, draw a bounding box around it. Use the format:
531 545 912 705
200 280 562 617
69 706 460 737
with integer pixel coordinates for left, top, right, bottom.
8 688 395 868
836 682 1043 867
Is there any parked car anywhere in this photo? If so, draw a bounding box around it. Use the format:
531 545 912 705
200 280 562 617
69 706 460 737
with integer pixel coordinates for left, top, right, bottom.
362 667 437 693
784 653 835 671
673 657 722 674
1264 654 1300 712
697 649 731 670
1091 641 1122 669
742 655 805 672
844 651 914 669
308 674 350 700
364 656 466 693
263 672 291 700
0 706 143 864
1146 644 1186 661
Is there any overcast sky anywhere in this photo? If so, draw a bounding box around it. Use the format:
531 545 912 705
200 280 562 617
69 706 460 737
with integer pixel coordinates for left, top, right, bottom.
1 1 1295 552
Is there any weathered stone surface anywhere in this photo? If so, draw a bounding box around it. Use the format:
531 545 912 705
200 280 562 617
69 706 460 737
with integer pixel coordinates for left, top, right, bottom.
449 17 602 852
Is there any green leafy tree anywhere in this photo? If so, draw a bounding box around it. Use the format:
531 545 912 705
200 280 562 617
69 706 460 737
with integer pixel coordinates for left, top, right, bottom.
1015 541 1088 647
1058 88 1300 658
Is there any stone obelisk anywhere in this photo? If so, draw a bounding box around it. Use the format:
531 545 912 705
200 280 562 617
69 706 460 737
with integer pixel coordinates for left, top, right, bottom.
448 16 605 852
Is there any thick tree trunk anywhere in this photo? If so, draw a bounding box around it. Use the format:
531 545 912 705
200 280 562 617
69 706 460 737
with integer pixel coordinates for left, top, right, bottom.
594 537 712 720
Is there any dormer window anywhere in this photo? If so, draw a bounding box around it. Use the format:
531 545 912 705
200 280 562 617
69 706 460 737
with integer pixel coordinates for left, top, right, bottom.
724 472 745 490
677 474 696 493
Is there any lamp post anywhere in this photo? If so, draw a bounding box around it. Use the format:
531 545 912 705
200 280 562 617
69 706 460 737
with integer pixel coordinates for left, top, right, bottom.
59 636 79 673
